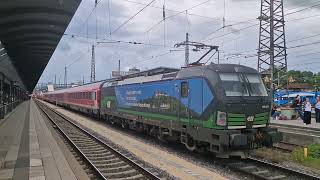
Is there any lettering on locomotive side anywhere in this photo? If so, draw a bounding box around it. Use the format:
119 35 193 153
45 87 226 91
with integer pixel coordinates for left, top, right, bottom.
125 102 151 108
126 90 142 95
126 96 137 101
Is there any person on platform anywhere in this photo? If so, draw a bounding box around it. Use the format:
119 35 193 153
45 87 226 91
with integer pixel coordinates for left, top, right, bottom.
315 96 320 123
303 98 312 125
271 105 280 119
292 95 303 120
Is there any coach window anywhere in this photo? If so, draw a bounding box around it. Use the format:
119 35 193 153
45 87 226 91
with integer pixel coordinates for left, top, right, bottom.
181 82 189 97
91 92 96 100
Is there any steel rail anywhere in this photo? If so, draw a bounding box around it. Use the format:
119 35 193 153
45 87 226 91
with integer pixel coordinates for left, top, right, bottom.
247 157 320 180
223 156 320 180
36 100 160 180
36 101 107 180
37 100 319 179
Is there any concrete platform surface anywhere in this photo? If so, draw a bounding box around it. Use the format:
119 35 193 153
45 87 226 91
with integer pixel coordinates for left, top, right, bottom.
0 100 77 180
270 118 320 146
270 118 320 129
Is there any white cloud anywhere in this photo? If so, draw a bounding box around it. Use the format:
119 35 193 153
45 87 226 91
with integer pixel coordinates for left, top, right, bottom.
38 0 320 83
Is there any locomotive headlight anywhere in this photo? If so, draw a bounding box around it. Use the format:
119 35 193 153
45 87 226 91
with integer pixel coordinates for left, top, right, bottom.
217 111 227 126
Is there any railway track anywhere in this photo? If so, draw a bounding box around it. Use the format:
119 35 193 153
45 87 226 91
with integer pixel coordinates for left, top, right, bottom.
36 101 160 180
38 100 320 180
222 156 319 180
273 142 302 153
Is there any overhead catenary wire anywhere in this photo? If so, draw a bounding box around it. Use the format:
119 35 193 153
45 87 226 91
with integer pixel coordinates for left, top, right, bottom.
124 50 178 67
66 50 91 68
287 40 320 49
120 0 253 25
77 0 103 35
286 2 320 16
287 32 320 43
205 23 258 41
221 29 320 58
76 0 320 55
145 0 212 33
61 1 320 83
63 32 184 48
223 37 320 60
202 3 320 42
292 51 320 58
111 0 157 35
288 14 320 21
199 18 257 41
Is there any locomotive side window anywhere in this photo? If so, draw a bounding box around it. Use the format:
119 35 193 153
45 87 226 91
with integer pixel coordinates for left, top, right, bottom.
181 82 189 97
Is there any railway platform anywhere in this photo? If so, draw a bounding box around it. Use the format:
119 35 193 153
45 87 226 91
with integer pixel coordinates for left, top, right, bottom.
270 118 320 129
270 119 320 146
0 100 81 180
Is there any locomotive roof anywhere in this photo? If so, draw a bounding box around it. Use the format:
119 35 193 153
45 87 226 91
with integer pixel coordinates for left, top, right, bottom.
104 64 260 86
119 67 179 79
45 64 259 93
208 63 258 73
117 64 258 81
176 63 259 79
182 63 258 73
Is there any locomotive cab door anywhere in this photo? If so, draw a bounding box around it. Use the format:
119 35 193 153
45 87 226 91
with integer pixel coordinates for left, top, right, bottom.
180 81 196 150
180 81 190 121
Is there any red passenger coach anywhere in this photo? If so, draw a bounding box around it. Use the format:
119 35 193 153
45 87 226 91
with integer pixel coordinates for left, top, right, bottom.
43 81 104 116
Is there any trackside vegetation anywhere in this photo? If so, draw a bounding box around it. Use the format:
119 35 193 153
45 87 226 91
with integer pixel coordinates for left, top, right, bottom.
291 144 320 170
253 144 320 171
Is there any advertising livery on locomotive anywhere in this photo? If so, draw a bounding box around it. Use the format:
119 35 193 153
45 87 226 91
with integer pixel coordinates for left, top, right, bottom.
41 63 282 157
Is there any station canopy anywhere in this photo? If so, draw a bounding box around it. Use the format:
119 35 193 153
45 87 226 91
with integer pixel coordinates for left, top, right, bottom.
0 0 81 92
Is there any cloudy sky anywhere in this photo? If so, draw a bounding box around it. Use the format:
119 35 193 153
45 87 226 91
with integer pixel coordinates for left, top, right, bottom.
38 0 320 84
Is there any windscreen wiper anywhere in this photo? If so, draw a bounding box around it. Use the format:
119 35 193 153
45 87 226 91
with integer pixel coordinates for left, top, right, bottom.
243 75 253 93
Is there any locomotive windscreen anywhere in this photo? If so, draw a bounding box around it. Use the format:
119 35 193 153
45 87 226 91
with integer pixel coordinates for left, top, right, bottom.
219 73 268 97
